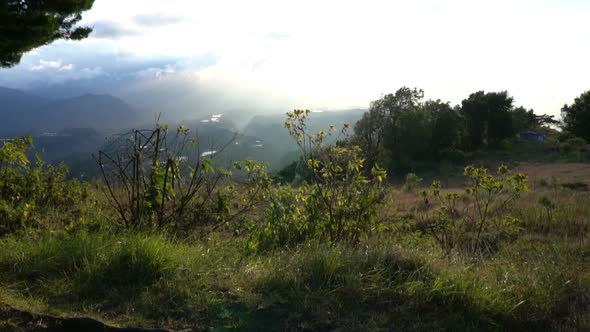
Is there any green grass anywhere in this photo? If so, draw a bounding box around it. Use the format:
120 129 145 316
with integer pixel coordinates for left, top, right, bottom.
0 228 589 331
1 171 590 330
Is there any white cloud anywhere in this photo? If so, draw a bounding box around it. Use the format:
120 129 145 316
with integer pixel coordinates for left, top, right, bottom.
31 59 74 71
9 0 590 115
134 65 176 79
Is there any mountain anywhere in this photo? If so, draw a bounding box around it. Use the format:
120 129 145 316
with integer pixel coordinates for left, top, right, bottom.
0 87 146 135
241 109 366 170
0 87 50 135
33 94 143 131
27 85 92 100
0 86 48 111
243 109 366 149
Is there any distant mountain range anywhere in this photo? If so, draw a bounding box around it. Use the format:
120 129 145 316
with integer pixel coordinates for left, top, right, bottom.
243 109 365 147
0 87 144 135
0 85 366 176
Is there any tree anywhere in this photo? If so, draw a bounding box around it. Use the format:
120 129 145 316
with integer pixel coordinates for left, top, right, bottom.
561 91 590 142
392 105 433 168
460 91 514 149
486 92 514 145
461 91 488 149
0 0 95 67
380 87 425 170
353 99 388 172
511 107 537 133
427 100 462 157
353 88 464 172
535 114 559 128
512 106 559 133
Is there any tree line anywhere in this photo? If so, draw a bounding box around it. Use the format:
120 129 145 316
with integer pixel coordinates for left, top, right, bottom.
349 87 588 173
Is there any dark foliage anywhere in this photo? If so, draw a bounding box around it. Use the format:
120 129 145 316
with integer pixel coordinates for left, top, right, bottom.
562 90 590 142
460 91 514 149
0 0 94 67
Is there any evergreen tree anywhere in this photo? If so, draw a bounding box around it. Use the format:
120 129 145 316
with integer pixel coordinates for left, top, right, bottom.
0 0 95 67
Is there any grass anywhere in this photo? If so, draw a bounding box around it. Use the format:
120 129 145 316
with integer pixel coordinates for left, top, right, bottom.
1 227 589 331
1 163 590 330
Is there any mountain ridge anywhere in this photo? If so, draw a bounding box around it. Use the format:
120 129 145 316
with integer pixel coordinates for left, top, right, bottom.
0 87 145 135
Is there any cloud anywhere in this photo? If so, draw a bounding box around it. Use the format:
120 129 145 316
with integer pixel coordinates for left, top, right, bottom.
133 13 186 27
134 65 176 79
31 60 74 71
69 67 105 81
91 20 140 39
0 40 219 93
28 63 103 83
5 0 590 116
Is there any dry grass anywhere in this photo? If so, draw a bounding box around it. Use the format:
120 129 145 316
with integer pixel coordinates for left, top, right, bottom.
517 163 590 190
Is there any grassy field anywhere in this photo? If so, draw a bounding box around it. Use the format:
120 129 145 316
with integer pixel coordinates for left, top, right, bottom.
0 162 589 331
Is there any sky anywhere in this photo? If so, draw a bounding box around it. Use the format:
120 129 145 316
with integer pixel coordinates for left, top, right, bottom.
2 0 590 116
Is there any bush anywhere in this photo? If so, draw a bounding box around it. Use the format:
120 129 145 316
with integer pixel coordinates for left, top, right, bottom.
0 136 87 235
96 125 270 232
249 110 388 251
421 165 528 256
439 147 467 164
403 172 423 192
247 186 308 252
559 137 586 154
538 195 556 222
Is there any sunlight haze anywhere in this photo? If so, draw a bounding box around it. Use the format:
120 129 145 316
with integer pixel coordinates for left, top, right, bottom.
2 0 590 115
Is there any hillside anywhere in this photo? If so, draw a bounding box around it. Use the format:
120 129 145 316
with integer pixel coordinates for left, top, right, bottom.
0 86 48 111
33 94 142 130
0 87 49 136
0 88 145 134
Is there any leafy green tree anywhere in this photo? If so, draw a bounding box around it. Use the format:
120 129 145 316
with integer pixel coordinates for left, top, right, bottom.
0 0 95 67
511 106 537 133
487 94 514 145
511 106 559 133
461 91 488 149
353 88 465 172
428 100 462 157
392 106 433 169
460 91 514 149
535 114 559 127
561 91 590 142
376 87 426 171
353 100 388 172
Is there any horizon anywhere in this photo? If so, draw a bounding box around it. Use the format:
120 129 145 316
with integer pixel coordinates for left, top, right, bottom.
2 0 590 117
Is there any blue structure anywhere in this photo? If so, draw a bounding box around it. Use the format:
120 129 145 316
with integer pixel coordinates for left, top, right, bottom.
518 131 546 142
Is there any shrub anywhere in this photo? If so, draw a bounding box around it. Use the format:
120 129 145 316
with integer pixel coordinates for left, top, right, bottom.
421 165 528 256
0 136 87 235
559 137 586 154
95 125 270 231
403 172 423 192
538 195 556 222
283 110 387 245
247 186 307 252
439 147 467 164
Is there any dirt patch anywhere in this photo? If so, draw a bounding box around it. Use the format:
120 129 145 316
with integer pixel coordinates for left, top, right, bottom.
0 302 197 332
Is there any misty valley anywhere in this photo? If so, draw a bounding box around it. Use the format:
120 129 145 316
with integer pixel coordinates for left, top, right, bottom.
0 86 365 178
